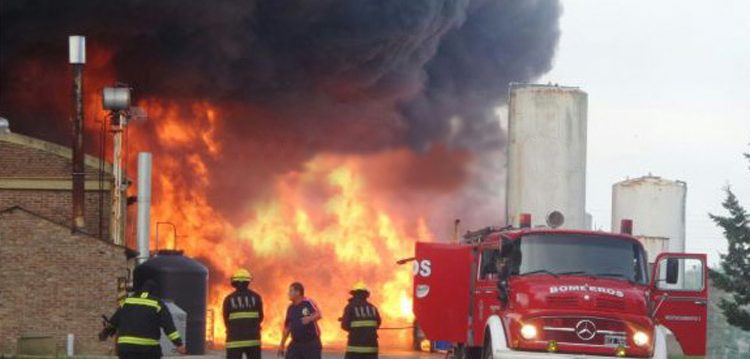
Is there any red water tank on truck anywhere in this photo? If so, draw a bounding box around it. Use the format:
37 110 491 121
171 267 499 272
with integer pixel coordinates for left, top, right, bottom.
411 214 708 359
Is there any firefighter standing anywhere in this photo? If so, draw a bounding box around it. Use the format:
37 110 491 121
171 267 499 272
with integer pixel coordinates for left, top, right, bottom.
103 279 186 359
223 269 264 359
340 282 381 359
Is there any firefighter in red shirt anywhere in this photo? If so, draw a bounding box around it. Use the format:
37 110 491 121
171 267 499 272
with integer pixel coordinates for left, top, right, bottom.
223 269 264 359
340 282 381 359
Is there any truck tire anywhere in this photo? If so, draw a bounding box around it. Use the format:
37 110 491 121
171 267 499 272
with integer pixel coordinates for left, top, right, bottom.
451 344 481 359
482 336 493 359
467 347 482 359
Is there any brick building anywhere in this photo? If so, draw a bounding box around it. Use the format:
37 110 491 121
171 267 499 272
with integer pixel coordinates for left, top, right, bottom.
0 207 132 354
0 129 134 355
0 130 114 239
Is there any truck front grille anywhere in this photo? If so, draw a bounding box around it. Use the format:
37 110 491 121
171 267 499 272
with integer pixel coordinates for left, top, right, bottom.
541 317 628 347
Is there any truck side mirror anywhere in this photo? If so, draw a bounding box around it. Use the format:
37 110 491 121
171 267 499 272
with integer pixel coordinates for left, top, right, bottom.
665 258 679 284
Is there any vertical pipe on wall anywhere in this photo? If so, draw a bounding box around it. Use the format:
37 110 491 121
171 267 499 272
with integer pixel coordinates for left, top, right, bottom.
136 152 152 263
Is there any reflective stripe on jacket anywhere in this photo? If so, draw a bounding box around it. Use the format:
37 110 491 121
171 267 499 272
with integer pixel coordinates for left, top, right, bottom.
226 339 261 348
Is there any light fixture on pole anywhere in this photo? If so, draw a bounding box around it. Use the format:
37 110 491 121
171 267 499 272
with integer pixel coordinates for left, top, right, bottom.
102 86 132 245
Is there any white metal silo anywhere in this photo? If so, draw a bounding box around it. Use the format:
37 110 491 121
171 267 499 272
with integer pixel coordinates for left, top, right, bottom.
506 83 588 229
611 175 687 261
639 236 670 262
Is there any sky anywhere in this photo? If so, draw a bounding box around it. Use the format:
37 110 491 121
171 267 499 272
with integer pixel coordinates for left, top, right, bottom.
536 0 750 265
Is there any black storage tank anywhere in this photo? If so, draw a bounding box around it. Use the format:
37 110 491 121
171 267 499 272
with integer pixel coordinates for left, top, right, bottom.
134 250 208 354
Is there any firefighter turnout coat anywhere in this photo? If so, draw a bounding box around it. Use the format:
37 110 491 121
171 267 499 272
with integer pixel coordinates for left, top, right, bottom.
341 299 381 356
223 288 264 349
110 292 183 354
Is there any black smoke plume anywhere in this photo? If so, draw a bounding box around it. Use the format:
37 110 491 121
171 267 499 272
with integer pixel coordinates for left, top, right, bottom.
0 0 560 222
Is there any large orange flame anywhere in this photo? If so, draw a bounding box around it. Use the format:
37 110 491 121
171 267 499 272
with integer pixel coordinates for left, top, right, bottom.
126 100 433 349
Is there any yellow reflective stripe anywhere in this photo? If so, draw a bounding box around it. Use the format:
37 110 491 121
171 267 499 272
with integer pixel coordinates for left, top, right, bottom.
118 336 160 346
123 298 161 312
226 339 261 348
168 331 181 340
350 320 378 328
228 311 260 320
140 292 149 298
347 346 378 353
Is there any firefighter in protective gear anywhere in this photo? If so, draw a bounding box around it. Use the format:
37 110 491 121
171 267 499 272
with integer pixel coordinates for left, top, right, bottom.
340 282 381 359
223 269 264 359
103 279 186 359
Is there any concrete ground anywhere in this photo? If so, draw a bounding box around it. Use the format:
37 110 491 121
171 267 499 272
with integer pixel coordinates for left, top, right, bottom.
182 349 443 359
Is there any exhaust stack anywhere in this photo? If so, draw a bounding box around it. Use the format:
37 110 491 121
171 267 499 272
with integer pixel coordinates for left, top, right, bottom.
69 35 86 233
136 152 152 264
620 219 633 235
519 213 532 229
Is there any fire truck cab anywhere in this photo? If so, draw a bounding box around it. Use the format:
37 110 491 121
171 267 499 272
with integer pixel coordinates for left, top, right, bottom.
412 216 708 358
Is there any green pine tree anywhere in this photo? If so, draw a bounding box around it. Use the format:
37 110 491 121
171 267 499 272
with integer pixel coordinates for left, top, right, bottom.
708 149 750 331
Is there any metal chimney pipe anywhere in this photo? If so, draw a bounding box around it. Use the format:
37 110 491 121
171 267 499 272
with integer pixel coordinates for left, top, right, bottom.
620 219 633 235
69 35 86 233
136 152 152 264
452 219 461 242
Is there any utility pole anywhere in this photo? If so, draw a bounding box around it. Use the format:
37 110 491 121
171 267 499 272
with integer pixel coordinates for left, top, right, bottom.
102 87 132 245
111 110 125 245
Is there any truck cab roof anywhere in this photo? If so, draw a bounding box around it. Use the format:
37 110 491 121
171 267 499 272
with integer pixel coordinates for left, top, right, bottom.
462 226 642 246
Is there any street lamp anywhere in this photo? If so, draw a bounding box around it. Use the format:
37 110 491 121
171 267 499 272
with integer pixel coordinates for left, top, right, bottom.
102 87 131 111
102 86 132 245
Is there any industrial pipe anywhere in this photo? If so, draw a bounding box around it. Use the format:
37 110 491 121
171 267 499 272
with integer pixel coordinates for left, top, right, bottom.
136 153 152 264
69 35 86 233
453 219 461 242
620 219 633 235
155 221 177 252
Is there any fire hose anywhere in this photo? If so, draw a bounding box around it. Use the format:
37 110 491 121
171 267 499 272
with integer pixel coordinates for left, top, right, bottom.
377 326 414 330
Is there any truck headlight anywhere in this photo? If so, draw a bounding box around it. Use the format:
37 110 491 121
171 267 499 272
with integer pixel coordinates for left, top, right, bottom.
520 324 538 340
633 331 649 346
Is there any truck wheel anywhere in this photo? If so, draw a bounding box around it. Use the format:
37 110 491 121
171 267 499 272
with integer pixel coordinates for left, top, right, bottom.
482 336 493 359
466 346 482 359
453 345 481 359
449 345 464 359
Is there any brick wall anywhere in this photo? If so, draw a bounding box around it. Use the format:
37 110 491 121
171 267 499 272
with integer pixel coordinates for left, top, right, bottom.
0 139 112 239
0 208 129 355
0 190 110 240
0 141 102 178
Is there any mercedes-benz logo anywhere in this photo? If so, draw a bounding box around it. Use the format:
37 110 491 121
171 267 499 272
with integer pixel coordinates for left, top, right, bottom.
575 319 597 341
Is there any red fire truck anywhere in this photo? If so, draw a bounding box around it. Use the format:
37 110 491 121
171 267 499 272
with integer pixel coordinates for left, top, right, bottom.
411 215 708 358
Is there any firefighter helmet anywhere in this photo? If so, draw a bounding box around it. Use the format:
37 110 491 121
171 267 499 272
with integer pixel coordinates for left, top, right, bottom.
351 281 369 293
231 269 252 282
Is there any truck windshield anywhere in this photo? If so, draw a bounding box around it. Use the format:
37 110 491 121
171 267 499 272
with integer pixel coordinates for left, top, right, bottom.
510 234 648 284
